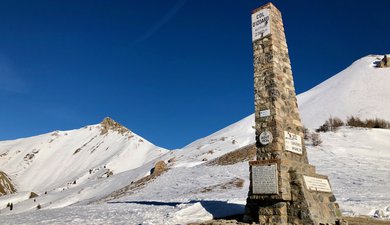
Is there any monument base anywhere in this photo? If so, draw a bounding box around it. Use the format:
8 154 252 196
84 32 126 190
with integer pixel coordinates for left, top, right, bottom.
244 160 341 225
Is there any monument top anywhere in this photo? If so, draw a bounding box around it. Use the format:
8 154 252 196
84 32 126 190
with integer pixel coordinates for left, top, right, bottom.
251 2 279 14
251 3 274 41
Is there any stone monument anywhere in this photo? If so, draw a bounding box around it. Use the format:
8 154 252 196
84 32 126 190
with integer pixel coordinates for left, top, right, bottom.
244 3 341 224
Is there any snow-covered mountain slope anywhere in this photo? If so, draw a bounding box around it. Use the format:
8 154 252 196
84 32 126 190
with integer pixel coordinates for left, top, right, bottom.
298 55 390 129
172 114 255 167
0 55 390 224
0 117 168 193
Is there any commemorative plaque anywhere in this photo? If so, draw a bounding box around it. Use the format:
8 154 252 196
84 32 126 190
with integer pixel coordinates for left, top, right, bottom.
252 164 278 194
284 131 303 154
259 131 273 145
303 176 332 192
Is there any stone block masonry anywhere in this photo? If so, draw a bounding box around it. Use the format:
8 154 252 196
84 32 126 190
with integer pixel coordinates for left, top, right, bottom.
244 3 341 224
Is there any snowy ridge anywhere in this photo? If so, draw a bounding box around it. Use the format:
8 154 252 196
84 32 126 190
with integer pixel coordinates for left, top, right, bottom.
298 55 390 129
0 119 168 193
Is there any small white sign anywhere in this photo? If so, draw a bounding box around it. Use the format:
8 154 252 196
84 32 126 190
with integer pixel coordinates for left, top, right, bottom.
252 8 271 42
259 131 273 145
303 176 332 192
260 109 271 118
284 131 302 154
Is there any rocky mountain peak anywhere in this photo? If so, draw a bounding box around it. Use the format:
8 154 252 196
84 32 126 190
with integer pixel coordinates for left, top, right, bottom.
100 117 130 135
376 54 390 68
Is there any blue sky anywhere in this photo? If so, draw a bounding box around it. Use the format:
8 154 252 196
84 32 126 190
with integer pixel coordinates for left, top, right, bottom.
0 0 388 149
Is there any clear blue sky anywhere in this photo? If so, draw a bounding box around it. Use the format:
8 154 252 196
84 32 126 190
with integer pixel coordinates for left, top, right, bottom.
0 0 388 149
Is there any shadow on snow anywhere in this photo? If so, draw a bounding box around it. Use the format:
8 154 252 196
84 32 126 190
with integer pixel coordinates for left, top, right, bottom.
107 200 245 219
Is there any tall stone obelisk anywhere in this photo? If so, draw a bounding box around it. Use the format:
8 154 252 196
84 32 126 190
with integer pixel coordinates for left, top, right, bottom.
244 3 341 224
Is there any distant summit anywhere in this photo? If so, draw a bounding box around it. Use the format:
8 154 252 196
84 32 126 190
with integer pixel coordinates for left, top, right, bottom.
298 55 390 129
100 117 130 135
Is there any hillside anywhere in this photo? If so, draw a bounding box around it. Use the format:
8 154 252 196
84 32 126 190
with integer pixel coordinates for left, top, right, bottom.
172 114 255 166
298 55 390 129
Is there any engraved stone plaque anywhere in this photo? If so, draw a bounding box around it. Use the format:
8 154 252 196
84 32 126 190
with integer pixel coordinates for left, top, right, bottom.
259 131 273 145
284 131 303 154
252 164 278 194
303 176 332 192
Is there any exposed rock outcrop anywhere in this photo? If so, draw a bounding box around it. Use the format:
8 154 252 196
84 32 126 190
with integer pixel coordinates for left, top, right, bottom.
29 192 39 198
96 161 169 202
150 161 167 175
100 117 130 135
0 171 16 196
206 144 256 166
377 55 389 68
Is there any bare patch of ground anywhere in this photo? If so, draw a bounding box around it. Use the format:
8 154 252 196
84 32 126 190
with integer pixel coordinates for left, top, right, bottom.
194 177 245 194
206 144 256 166
191 216 390 225
343 216 390 225
95 161 168 203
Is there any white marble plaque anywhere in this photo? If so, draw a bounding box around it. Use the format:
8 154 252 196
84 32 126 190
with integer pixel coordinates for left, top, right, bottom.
252 164 278 194
260 109 271 118
252 8 271 42
259 131 273 145
284 131 302 154
303 176 332 192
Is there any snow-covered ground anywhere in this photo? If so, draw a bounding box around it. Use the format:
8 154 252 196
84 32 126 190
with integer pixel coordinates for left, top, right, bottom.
1 125 389 224
308 128 390 218
0 55 389 224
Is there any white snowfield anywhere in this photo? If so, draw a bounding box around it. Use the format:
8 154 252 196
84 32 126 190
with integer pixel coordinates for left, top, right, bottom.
0 55 389 224
298 55 390 129
308 128 390 218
